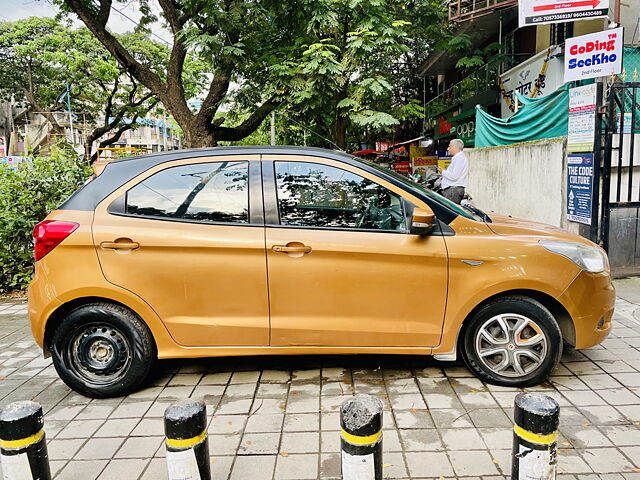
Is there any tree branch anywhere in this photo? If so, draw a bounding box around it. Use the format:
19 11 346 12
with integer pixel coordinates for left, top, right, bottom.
213 97 281 141
63 0 167 97
22 87 63 132
89 98 158 162
157 0 189 115
195 68 230 126
103 76 120 125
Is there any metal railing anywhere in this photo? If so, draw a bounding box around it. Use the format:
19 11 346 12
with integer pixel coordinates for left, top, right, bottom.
449 0 518 22
424 55 518 128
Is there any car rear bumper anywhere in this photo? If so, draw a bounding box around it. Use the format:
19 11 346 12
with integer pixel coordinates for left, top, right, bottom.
28 265 61 350
558 270 615 349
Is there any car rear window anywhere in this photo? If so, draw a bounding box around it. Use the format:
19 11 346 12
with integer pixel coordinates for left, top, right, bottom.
125 161 249 224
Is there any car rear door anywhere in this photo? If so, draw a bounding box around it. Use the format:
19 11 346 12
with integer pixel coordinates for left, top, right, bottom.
92 155 269 347
262 154 449 347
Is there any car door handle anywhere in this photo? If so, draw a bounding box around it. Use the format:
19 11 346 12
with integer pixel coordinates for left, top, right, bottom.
272 244 312 254
100 240 140 250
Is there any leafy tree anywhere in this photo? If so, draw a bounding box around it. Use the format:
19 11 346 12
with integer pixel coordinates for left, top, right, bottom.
0 18 175 159
229 0 447 150
55 0 311 147
0 17 71 144
445 34 505 69
56 0 447 149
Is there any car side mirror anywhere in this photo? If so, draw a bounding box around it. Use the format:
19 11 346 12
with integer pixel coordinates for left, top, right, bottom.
410 207 435 235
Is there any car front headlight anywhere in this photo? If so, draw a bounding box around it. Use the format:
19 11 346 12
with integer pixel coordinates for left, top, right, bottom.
539 240 608 273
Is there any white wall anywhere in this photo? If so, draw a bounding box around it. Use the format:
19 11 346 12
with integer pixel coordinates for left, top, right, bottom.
465 137 583 234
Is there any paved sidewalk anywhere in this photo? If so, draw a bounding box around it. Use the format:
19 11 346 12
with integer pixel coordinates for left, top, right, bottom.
0 279 639 480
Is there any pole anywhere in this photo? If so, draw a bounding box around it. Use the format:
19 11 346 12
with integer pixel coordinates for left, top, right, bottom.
163 113 167 151
512 393 559 480
0 401 51 480
164 399 210 480
66 83 75 146
590 82 604 242
271 111 276 146
340 394 383 480
614 0 620 24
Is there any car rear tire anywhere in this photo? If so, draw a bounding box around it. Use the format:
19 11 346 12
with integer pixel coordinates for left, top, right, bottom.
51 303 156 398
460 296 562 387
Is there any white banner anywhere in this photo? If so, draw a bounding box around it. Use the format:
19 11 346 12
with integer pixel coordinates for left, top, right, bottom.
519 0 609 26
499 46 564 118
564 27 623 82
568 84 597 153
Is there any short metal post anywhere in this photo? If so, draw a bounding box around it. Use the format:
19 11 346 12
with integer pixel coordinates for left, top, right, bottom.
512 392 560 480
340 394 383 480
0 401 51 480
164 399 211 480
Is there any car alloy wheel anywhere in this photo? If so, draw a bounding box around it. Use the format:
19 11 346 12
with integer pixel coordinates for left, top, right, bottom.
475 313 548 378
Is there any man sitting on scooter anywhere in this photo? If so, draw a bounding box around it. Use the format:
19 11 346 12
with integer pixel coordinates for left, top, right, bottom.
438 138 468 205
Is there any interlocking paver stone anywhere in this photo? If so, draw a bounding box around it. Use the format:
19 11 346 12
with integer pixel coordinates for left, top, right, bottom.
275 453 319 480
0 287 638 479
56 459 109 480
230 454 276 480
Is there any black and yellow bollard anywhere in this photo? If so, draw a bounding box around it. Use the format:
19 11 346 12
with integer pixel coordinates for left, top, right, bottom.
512 392 560 480
340 394 383 480
0 401 51 480
164 399 211 480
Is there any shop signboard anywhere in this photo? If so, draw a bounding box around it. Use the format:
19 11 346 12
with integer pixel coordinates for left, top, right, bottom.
438 157 452 171
519 0 609 27
0 156 29 170
413 156 438 178
568 84 597 153
564 28 623 82
434 110 476 146
392 161 411 174
409 145 427 160
566 153 594 225
500 46 564 118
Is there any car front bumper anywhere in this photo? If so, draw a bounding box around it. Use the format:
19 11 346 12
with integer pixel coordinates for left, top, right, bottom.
558 270 615 349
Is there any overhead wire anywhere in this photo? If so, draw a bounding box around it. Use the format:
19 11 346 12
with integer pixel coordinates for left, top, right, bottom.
109 4 172 46
276 111 345 152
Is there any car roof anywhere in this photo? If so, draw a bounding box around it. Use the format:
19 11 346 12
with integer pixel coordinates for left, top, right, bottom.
110 146 354 164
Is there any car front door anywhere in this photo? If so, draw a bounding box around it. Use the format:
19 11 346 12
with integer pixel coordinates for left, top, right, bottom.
92 156 269 347
262 155 449 347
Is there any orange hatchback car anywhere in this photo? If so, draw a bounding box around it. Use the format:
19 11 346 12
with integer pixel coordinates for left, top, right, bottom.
28 147 615 397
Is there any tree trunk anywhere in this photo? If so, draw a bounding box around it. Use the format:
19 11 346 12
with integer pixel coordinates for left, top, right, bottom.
84 133 99 161
334 114 348 150
182 123 218 148
333 88 349 149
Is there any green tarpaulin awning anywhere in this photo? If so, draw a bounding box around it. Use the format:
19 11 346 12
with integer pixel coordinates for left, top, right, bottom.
475 83 570 148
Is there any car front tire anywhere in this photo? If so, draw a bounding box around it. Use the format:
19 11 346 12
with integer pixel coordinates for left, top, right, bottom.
461 296 562 387
51 303 156 398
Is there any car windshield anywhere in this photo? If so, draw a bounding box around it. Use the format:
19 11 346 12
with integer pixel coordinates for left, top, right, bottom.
361 160 485 222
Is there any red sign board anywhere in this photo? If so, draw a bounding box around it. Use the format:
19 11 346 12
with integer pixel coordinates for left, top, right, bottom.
392 162 411 174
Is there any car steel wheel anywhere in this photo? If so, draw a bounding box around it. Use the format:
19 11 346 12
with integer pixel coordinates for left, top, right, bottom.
474 313 548 378
68 322 132 385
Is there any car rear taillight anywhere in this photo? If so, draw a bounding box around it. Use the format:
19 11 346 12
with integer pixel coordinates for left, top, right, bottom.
33 220 80 261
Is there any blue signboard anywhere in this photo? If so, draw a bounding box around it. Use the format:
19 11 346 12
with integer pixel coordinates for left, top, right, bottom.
566 153 594 225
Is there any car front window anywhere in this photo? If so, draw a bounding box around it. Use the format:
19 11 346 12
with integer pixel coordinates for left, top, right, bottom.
274 161 406 232
362 160 482 221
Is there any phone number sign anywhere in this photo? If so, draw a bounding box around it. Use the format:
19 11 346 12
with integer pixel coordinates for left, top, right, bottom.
519 0 609 26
